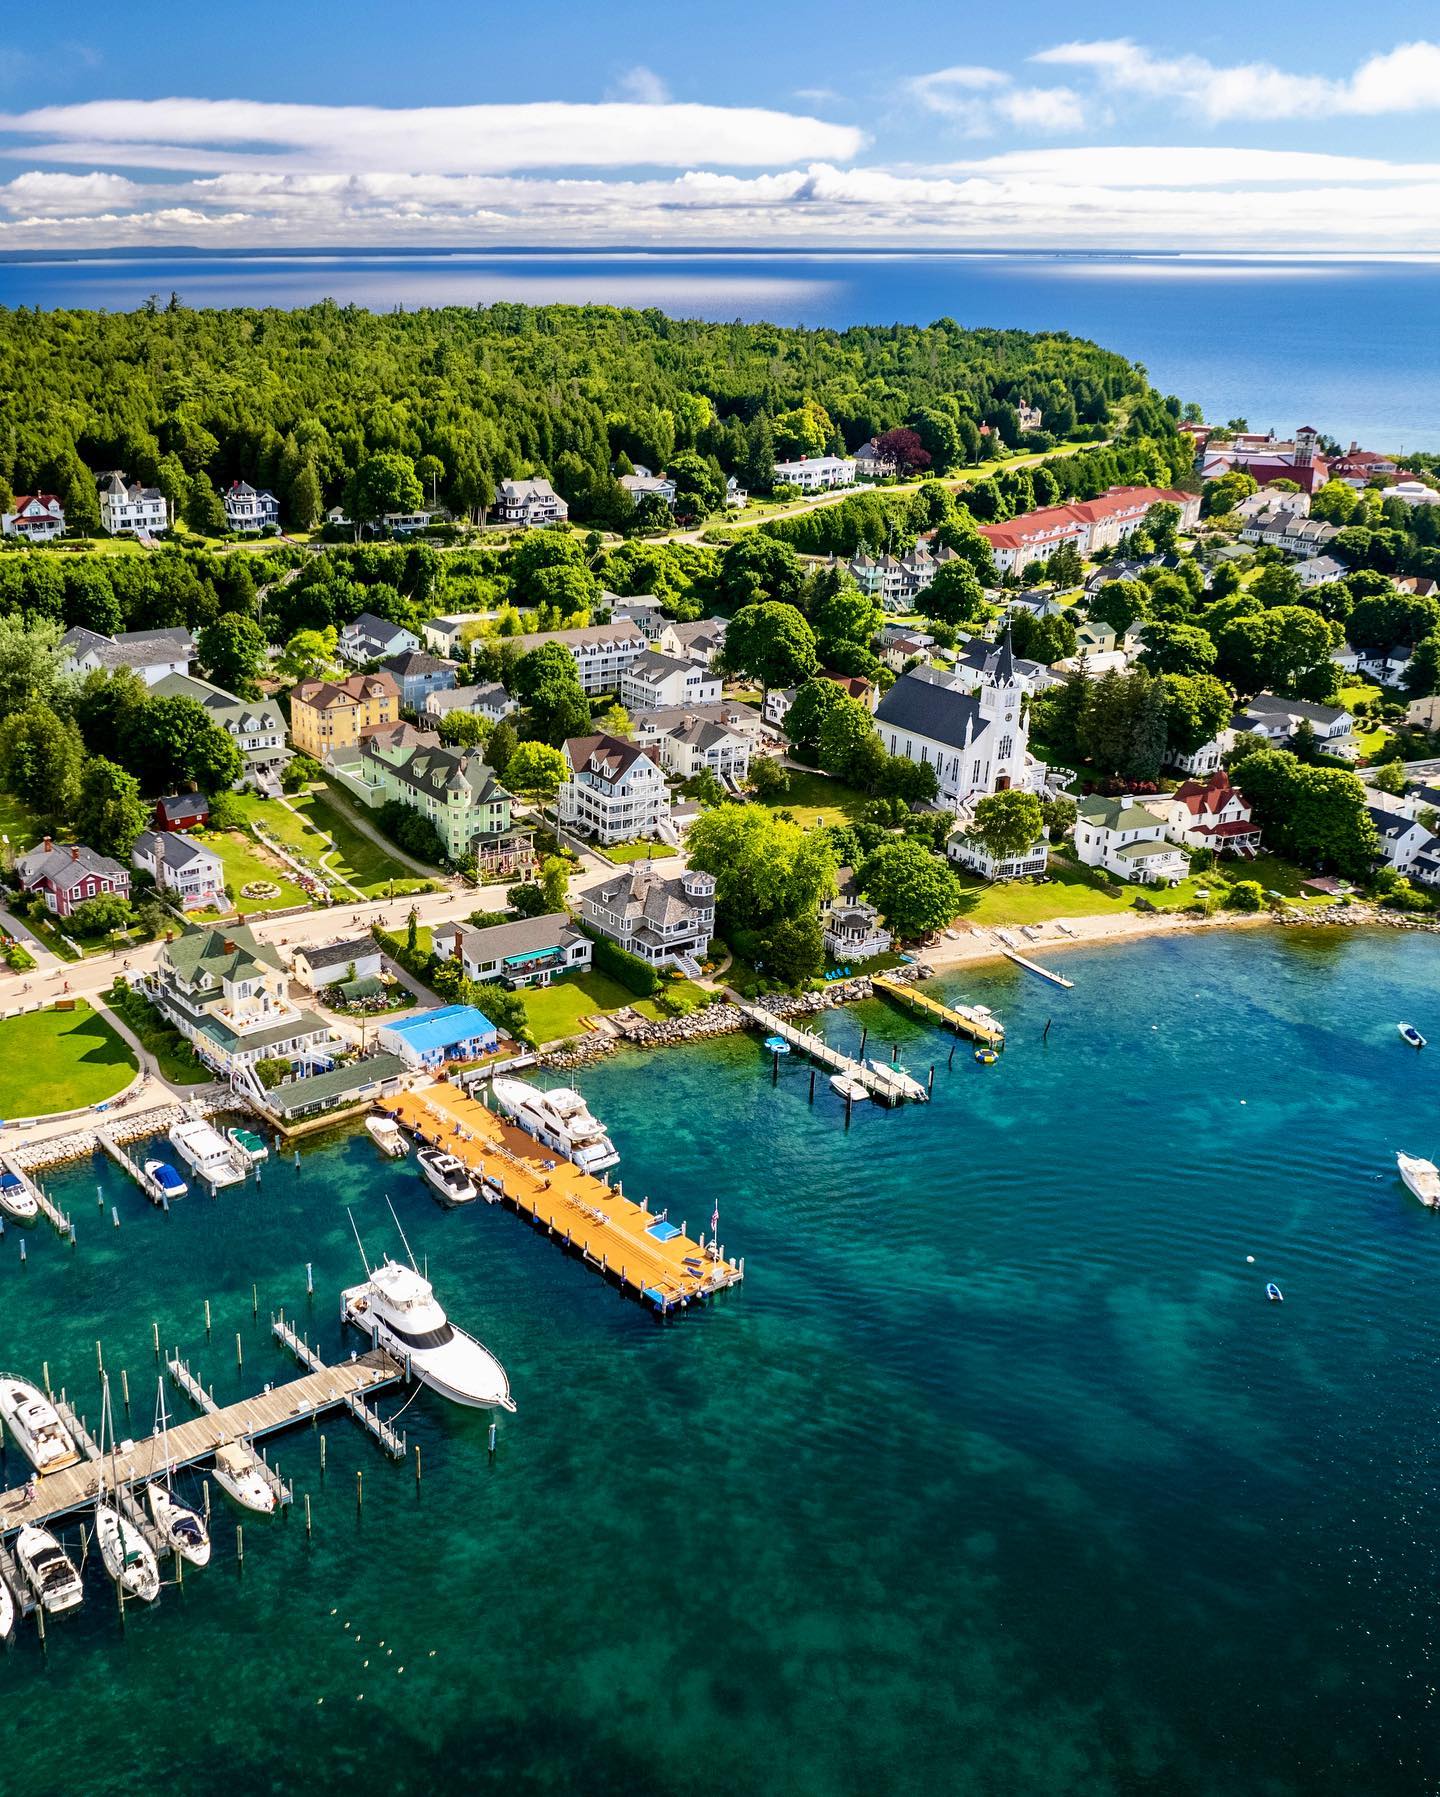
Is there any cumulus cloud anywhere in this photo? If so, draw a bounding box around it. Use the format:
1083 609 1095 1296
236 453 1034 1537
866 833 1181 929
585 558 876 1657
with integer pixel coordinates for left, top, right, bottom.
0 169 139 213
1033 37 1440 122
604 66 670 105
906 65 1086 135
0 96 863 173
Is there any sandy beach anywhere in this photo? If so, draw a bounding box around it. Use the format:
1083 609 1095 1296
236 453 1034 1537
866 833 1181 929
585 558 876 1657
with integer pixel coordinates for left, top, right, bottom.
915 903 1314 977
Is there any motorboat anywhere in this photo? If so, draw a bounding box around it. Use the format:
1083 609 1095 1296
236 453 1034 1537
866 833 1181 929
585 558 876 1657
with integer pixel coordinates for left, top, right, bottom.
1266 1283 1284 1303
211 1441 276 1514
95 1502 160 1603
144 1160 188 1201
365 1114 409 1159
343 1256 514 1411
0 1573 13 1641
226 1126 269 1164
0 1376 80 1474
489 1077 619 1175
14 1525 83 1616
168 1117 245 1188
1397 1152 1440 1209
147 1485 211 1566
829 1073 869 1103
417 1145 478 1207
1398 1022 1427 1049
0 1168 38 1223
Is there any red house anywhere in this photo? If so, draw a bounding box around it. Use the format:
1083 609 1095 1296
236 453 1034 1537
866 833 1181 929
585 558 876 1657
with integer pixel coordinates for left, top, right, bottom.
1164 772 1261 857
14 838 130 919
154 792 211 831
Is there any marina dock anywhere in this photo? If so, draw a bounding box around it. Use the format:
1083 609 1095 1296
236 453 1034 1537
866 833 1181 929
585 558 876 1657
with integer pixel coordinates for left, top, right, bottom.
97 1130 179 1207
736 1003 929 1104
870 975 1005 1044
0 1350 400 1539
273 1315 407 1460
0 1154 73 1237
991 931 1075 990
380 1086 744 1312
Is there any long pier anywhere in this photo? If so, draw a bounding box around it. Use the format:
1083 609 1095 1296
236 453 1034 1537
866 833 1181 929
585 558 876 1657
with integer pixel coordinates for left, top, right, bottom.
272 1315 407 1460
97 1130 175 1207
381 1086 744 1313
0 1351 400 1537
736 1003 928 1104
870 975 1005 1044
991 931 1075 990
166 1357 294 1507
0 1155 73 1238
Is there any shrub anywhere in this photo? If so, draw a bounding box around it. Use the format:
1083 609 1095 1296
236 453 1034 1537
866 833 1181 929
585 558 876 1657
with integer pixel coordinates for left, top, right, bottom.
375 800 447 866
281 754 323 793
3 940 35 971
586 930 659 996
253 1057 292 1090
1227 880 1264 912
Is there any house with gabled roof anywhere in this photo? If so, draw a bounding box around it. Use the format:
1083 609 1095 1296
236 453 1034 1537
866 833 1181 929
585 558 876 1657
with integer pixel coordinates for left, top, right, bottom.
338 612 422 667
619 648 722 711
60 625 195 687
377 648 460 713
223 480 280 532
1074 795 1188 884
560 732 671 846
492 477 568 527
150 671 290 790
2 493 65 542
433 911 592 988
131 830 226 910
290 669 401 760
1153 771 1261 857
15 838 130 919
354 728 523 865
98 470 168 536
579 865 716 971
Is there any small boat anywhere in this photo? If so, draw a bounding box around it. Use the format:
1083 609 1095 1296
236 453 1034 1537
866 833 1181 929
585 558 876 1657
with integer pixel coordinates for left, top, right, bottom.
1398 1022 1426 1049
1266 1283 1284 1303
146 1379 211 1565
226 1126 269 1164
1397 1151 1440 1209
489 1077 619 1175
365 1114 409 1159
0 1168 38 1223
95 1502 161 1602
762 1035 791 1055
417 1145 478 1206
211 1440 276 1514
0 1376 81 1474
0 1574 13 1641
144 1160 188 1201
974 1046 999 1065
15 1525 83 1616
829 1073 869 1102
169 1118 245 1188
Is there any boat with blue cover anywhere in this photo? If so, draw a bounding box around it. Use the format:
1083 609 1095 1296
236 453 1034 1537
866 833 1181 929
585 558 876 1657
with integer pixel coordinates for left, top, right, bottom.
763 1035 791 1055
1398 1022 1426 1049
145 1160 188 1200
1266 1283 1284 1303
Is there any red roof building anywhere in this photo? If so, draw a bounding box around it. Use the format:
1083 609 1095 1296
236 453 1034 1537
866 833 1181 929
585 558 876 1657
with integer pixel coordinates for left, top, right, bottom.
977 486 1201 572
1165 772 1260 857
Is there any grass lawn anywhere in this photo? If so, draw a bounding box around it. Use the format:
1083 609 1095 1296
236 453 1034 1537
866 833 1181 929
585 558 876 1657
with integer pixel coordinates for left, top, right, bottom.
190 827 312 918
516 968 653 1042
102 988 211 1086
603 838 674 864
631 977 711 1023
234 791 429 898
0 790 45 855
0 1002 136 1117
758 771 871 829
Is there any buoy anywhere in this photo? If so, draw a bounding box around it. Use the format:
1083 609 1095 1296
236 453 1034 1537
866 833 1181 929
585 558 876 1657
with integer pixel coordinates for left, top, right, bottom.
1246 1255 1255 1264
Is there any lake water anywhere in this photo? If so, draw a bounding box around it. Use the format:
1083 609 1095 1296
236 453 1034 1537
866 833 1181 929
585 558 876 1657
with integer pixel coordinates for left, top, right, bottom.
1 248 1436 452
3 925 1440 1795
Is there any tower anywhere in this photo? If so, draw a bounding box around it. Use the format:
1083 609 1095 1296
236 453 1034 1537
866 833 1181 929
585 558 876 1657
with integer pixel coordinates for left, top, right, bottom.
1295 425 1318 468
977 628 1025 791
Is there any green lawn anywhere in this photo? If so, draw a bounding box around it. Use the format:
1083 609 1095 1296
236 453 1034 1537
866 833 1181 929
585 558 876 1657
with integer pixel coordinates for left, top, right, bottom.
631 977 711 1022
190 827 312 918
102 989 211 1086
0 791 45 856
515 968 654 1042
0 1003 137 1117
233 791 429 898
603 838 674 864
757 771 871 829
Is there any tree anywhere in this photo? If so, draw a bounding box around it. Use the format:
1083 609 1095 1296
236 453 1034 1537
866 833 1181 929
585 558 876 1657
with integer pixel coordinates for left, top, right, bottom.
920 561 985 627
1251 562 1304 609
1139 621 1217 678
719 537 807 612
1162 673 1233 757
198 614 266 696
1047 541 1085 590
685 805 837 930
505 740 568 798
875 428 930 475
539 856 569 911
817 694 879 783
120 694 245 794
487 719 519 780
1229 747 1379 879
749 756 790 798
761 912 825 985
437 711 490 748
185 471 228 537
75 757 149 858
507 881 547 918
512 644 592 746
1347 591 1439 653
289 460 324 529
968 790 1044 863
0 614 63 716
1040 793 1077 840
668 452 725 519
346 453 424 526
1218 607 1335 698
277 627 338 682
1202 471 1258 518
814 582 881 676
724 602 817 693
1089 579 1148 635
67 893 134 938
595 702 632 738
0 707 85 820
784 678 846 759
858 840 962 939
1405 631 1440 699
1145 501 1182 554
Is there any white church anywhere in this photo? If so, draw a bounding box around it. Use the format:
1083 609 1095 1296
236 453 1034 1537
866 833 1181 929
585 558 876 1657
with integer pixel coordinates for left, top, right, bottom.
872 632 1048 812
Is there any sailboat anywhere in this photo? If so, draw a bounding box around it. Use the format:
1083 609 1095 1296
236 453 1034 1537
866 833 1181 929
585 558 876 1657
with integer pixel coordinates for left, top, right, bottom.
94 1376 161 1603
145 1379 211 1566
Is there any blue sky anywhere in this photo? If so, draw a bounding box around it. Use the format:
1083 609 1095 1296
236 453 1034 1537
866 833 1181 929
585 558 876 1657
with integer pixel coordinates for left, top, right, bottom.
2 0 1438 249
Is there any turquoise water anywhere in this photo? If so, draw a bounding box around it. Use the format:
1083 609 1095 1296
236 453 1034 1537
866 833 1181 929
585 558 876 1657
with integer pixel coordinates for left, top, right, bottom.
3 928 1440 1795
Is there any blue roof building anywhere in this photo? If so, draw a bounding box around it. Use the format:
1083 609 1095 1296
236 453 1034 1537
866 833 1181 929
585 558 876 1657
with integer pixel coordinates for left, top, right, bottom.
377 1004 500 1069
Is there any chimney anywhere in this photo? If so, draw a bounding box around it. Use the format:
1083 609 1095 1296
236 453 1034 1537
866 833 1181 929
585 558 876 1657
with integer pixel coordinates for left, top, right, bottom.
42 834 52 853
222 938 237 954
71 846 79 862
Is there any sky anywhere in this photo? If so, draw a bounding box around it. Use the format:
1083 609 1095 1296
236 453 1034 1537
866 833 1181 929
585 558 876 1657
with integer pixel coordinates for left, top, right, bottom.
2 0 1439 253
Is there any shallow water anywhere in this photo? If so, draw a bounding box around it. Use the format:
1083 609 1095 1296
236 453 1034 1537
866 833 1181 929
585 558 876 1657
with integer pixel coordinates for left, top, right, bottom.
3 927 1439 1795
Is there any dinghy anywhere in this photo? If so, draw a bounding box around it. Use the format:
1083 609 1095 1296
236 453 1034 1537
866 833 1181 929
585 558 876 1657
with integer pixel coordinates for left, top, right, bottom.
1266 1283 1284 1303
1398 1022 1426 1049
829 1073 869 1103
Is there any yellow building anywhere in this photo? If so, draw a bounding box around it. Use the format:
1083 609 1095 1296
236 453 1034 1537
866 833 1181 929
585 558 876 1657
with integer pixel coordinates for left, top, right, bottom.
290 670 400 760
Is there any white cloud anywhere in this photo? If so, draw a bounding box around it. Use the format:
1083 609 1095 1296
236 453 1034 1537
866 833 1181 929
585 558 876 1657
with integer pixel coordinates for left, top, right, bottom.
1033 37 1440 122
906 64 1085 135
0 169 138 213
0 96 864 174
604 66 670 105
917 146 1440 187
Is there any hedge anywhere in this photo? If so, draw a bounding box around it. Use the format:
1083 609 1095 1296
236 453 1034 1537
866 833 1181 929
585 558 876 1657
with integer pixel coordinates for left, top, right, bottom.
585 929 659 997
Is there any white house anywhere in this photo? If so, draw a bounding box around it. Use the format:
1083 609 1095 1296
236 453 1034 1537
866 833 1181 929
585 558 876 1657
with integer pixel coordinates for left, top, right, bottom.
579 866 716 971
223 480 280 532
725 476 748 509
951 634 1058 697
98 471 168 537
1233 486 1311 522
657 617 728 666
1074 796 1188 884
1237 510 1340 556
2 493 65 541
1296 555 1348 589
1153 772 1261 857
292 936 385 992
771 455 856 493
422 611 499 656
641 713 751 785
607 595 667 640
433 911 592 988
854 440 899 482
338 613 423 666
1366 805 1435 875
947 830 1049 881
1234 694 1359 759
60 625 195 687
619 471 677 507
423 683 517 725
131 830 226 910
1168 728 1235 778
492 478 568 527
873 647 1045 813
619 649 723 712
559 733 672 845
510 623 649 697
820 894 892 960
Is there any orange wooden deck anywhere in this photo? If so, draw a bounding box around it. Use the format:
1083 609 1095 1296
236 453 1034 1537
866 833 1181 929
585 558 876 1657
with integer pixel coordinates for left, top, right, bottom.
381 1085 743 1311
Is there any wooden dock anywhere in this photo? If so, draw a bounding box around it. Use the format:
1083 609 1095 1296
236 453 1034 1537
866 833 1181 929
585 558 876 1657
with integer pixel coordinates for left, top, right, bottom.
273 1314 407 1460
380 1086 744 1313
991 931 1075 990
0 1155 73 1238
97 1130 174 1207
737 1002 928 1104
870 975 1005 1044
0 1352 400 1538
166 1357 294 1507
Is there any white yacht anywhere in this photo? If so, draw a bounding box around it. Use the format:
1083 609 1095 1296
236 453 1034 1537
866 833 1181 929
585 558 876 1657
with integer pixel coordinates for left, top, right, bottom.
146 1380 211 1566
343 1258 514 1411
168 1118 246 1189
0 1169 38 1223
366 1114 408 1159
211 1441 276 1514
490 1077 619 1175
1397 1152 1440 1209
96 1501 161 1602
0 1377 80 1474
14 1526 83 1616
0 1572 13 1641
416 1146 478 1207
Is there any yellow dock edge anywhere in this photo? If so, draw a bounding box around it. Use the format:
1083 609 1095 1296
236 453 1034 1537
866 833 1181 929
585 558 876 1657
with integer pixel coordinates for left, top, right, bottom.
871 975 1005 1044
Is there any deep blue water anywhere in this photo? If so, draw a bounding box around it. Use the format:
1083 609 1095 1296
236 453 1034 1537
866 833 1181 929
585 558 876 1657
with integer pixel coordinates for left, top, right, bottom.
1 248 1435 452
3 926 1440 1794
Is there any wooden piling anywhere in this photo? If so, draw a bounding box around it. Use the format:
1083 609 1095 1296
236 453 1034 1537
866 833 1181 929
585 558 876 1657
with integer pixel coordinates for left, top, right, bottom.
120 1368 130 1410
414 1445 422 1485
236 1332 243 1369
356 1470 363 1510
236 1524 244 1563
204 1298 211 1334
152 1321 160 1357
305 1492 312 1536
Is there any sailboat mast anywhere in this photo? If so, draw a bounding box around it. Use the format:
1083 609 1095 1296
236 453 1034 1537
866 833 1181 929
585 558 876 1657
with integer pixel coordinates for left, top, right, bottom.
386 1196 420 1274
347 1206 372 1275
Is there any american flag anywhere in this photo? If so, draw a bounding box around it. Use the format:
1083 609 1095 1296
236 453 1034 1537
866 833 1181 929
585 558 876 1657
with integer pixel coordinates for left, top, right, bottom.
710 1205 719 1235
